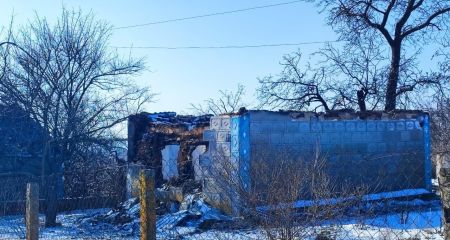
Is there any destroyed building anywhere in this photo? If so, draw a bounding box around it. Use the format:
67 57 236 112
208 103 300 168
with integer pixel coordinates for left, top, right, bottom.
127 110 432 214
127 112 211 197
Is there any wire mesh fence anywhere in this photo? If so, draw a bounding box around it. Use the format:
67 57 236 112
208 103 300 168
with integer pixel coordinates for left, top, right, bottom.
0 157 446 240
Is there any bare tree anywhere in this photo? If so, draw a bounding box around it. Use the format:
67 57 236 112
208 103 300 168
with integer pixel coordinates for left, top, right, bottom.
309 0 450 111
191 84 247 115
0 9 152 226
258 35 388 112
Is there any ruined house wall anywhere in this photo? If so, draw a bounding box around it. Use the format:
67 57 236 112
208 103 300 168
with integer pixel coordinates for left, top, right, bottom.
201 110 432 213
127 112 210 198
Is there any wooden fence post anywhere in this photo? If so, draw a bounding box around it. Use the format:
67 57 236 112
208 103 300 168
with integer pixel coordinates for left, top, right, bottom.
26 182 39 240
438 153 450 240
139 169 156 240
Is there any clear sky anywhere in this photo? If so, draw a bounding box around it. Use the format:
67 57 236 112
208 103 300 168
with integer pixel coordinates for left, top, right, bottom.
0 0 338 113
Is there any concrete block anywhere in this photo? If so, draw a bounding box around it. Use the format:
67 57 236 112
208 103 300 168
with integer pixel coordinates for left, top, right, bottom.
376 143 387 152
396 121 405 131
406 121 415 130
356 121 366 131
283 133 301 144
221 118 231 129
377 122 386 131
311 122 322 132
383 131 399 142
335 122 345 131
323 121 334 132
217 143 231 157
367 132 383 142
396 142 406 152
386 122 396 131
285 122 299 132
410 131 423 141
340 132 352 142
368 143 378 153
210 117 221 130
251 134 270 144
351 132 366 142
299 122 310 132
386 143 396 152
366 121 377 131
353 143 367 153
270 133 283 144
346 121 356 131
217 131 230 142
271 121 286 132
400 131 410 141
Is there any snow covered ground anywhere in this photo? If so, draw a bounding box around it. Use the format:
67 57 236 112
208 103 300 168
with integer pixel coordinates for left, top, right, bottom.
0 199 444 239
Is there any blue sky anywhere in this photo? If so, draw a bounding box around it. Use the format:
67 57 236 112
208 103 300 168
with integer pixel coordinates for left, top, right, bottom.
0 1 338 113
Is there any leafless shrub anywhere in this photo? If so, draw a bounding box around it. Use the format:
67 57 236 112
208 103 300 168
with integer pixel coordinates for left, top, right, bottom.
204 146 370 240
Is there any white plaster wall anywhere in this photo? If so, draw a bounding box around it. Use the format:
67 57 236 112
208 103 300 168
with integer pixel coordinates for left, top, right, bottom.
161 145 180 180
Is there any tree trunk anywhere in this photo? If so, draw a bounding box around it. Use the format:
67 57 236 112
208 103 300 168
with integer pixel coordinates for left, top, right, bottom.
357 89 367 111
384 44 401 111
44 142 58 227
437 153 450 239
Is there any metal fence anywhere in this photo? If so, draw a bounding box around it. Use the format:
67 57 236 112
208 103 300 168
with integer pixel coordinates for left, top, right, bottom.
0 160 446 240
